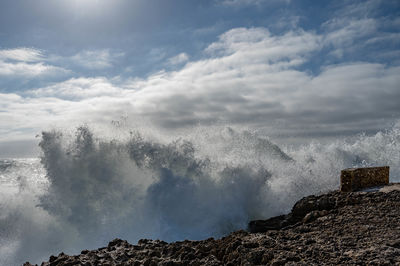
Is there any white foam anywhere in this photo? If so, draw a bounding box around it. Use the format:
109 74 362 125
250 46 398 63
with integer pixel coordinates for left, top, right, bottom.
0 122 399 265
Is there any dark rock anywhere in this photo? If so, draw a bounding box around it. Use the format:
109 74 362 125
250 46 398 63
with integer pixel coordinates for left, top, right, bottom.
31 186 400 266
388 240 400 249
248 215 287 232
108 238 126 247
49 256 57 263
247 250 264 264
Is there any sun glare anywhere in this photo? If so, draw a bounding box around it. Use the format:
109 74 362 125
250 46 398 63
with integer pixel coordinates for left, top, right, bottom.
63 0 115 15
72 0 102 9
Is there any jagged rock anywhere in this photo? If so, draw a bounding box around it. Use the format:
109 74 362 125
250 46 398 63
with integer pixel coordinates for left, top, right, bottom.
249 192 337 233
29 185 400 266
248 215 287 232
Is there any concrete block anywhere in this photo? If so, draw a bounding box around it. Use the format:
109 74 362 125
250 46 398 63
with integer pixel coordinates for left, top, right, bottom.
340 166 389 192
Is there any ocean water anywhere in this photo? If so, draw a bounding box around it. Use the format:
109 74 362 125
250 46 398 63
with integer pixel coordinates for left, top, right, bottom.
1 124 399 265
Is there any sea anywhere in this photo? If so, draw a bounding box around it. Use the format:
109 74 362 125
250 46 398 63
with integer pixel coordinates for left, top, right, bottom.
1 124 399 265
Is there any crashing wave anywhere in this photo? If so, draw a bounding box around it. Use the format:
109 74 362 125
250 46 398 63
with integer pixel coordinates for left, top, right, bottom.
0 123 399 265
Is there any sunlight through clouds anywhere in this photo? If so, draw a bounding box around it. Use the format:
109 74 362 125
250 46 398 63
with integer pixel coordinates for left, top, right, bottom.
0 0 398 143
1 25 399 142
1 1 400 265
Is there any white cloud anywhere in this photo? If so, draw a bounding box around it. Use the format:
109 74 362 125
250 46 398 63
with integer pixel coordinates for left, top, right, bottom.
0 60 69 78
122 27 399 133
46 49 124 70
0 47 69 78
1 27 399 141
321 0 399 60
168 53 189 66
0 48 43 62
332 0 381 19
323 18 377 50
0 89 133 141
29 77 124 100
69 50 122 69
205 27 321 63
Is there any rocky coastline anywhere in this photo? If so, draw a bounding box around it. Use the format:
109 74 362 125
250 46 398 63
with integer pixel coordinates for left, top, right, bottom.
26 184 400 265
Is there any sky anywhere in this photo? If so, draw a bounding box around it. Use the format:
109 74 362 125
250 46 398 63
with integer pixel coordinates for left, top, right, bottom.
0 0 399 156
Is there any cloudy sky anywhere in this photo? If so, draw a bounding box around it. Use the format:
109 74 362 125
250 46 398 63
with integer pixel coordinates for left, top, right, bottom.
0 0 399 156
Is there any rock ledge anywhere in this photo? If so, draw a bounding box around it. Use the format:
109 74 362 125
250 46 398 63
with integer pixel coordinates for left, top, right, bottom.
26 184 400 265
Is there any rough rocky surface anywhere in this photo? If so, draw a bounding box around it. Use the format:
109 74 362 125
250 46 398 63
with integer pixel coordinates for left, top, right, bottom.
25 184 400 265
340 166 389 192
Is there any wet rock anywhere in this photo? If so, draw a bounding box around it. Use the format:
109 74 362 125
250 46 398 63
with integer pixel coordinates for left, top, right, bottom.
32 186 400 266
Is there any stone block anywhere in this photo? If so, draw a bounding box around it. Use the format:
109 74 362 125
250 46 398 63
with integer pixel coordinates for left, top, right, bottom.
340 166 389 192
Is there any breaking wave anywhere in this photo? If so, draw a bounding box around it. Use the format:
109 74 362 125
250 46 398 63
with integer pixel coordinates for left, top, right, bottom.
1 123 399 265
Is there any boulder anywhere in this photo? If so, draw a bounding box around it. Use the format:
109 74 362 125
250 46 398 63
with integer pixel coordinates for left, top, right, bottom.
248 215 287 233
340 166 389 192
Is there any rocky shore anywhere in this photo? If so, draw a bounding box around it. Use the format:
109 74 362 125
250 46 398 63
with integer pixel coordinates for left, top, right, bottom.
26 184 400 265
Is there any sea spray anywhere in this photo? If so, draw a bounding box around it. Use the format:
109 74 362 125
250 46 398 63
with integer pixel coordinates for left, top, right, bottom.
1 123 399 265
38 126 273 242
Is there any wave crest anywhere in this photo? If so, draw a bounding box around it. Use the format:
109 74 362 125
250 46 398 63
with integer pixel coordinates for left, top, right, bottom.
1 123 399 264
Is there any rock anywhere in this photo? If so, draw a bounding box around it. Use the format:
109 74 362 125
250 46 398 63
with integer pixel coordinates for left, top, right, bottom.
340 166 389 192
249 193 336 233
387 240 400 249
303 210 328 223
49 255 57 262
31 185 400 266
248 215 287 232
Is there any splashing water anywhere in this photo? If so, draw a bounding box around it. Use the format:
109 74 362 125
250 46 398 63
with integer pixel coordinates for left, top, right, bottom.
1 123 399 265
